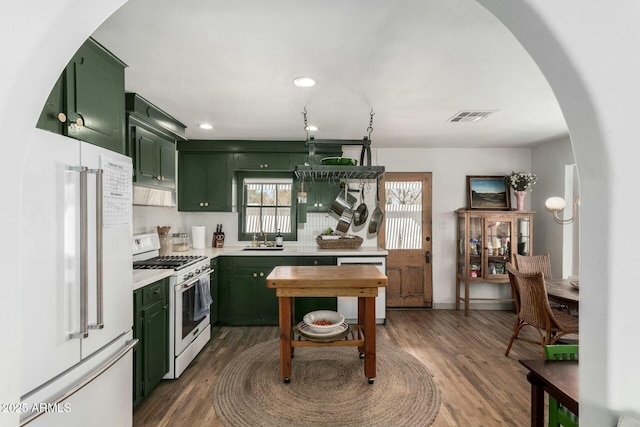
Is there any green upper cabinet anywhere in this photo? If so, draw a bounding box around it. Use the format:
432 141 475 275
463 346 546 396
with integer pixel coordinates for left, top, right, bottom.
37 38 127 154
177 151 233 211
234 152 293 171
301 153 343 213
126 93 186 190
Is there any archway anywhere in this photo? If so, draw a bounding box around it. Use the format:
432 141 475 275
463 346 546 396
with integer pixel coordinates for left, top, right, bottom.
1 2 630 426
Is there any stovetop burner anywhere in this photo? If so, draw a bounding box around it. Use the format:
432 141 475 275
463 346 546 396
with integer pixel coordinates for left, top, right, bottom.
133 255 207 271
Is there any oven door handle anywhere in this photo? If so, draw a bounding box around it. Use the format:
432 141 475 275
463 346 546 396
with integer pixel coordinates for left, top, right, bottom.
179 274 204 290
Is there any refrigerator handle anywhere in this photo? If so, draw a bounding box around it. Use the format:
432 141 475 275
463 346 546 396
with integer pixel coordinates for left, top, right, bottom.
89 168 104 330
70 166 89 339
19 337 139 426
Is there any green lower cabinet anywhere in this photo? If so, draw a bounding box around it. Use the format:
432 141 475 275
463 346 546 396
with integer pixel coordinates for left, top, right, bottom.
218 256 298 325
218 256 337 325
294 257 338 323
209 258 219 325
133 278 169 408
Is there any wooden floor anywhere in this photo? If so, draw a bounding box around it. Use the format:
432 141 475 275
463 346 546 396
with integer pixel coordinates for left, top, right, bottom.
133 310 543 427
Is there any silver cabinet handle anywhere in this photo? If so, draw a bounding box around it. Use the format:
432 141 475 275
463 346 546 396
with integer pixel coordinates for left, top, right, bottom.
89 168 104 330
70 166 89 339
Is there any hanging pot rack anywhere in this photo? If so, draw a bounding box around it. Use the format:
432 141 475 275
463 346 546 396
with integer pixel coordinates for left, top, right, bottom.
294 109 385 181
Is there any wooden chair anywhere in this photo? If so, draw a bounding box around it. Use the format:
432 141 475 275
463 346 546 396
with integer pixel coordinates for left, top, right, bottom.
514 253 553 279
504 263 579 357
544 345 579 426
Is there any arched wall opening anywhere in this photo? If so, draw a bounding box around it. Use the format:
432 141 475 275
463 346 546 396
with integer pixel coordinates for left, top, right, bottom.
2 2 633 426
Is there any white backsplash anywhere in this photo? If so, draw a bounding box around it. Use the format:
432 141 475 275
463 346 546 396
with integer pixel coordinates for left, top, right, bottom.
133 208 379 247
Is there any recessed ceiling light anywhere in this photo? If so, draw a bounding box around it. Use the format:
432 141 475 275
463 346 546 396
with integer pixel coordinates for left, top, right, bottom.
305 125 318 131
293 76 316 88
198 123 213 130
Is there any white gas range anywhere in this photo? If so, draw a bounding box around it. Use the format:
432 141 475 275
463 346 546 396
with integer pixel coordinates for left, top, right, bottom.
132 233 212 379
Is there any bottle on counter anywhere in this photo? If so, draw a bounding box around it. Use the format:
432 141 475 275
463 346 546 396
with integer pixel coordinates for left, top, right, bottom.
252 233 259 247
276 229 283 247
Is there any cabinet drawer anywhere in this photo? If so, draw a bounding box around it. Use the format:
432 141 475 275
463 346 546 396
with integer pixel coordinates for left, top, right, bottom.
231 256 298 268
298 256 337 266
142 279 168 305
235 153 292 170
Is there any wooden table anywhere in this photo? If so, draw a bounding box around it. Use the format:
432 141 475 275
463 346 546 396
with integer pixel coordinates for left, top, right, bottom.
266 265 387 384
546 279 579 313
520 359 579 427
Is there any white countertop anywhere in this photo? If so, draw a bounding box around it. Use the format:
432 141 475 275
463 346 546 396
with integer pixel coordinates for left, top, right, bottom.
133 245 387 290
133 269 174 291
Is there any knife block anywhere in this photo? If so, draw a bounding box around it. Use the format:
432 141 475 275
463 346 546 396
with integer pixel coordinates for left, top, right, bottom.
213 232 225 248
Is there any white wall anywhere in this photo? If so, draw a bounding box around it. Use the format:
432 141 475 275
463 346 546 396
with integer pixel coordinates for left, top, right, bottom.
378 146 531 306
530 136 577 279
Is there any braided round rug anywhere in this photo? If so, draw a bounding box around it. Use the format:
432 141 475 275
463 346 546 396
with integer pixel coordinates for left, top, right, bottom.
213 339 440 427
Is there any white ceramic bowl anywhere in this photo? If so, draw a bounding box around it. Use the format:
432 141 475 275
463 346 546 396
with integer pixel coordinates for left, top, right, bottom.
303 310 345 334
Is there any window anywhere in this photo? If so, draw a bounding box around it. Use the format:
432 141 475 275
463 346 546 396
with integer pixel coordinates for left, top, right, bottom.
238 173 296 241
384 180 423 250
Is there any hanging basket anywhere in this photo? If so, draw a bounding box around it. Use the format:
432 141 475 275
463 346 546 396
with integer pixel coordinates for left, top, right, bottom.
316 235 363 249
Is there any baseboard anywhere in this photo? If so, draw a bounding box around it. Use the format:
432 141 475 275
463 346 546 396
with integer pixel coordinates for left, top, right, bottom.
432 302 513 311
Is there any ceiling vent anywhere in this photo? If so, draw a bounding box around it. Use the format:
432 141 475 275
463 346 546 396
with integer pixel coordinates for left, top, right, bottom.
448 110 496 123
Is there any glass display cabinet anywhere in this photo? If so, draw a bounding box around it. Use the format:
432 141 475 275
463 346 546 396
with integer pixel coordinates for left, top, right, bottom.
455 208 534 316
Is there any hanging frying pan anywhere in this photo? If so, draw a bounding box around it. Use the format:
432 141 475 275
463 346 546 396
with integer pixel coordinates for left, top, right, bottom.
353 187 369 227
368 183 384 234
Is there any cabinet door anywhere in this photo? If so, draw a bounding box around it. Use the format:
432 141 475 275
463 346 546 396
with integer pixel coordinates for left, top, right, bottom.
218 267 259 325
235 152 291 170
306 181 342 213
209 258 219 325
36 74 65 134
258 266 279 325
65 39 126 154
178 152 210 210
142 299 169 395
159 139 176 189
484 217 512 280
178 152 232 211
135 126 162 186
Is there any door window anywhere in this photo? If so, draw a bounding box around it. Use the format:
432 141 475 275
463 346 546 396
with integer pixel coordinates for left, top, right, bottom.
384 180 422 250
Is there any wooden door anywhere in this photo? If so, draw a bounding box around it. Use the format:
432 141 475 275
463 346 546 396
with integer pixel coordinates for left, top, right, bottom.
379 173 433 308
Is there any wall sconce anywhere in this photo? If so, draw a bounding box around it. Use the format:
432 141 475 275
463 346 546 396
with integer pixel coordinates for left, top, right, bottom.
545 196 579 224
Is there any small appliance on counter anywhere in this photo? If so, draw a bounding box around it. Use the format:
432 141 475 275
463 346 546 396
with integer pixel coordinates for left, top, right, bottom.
213 223 225 248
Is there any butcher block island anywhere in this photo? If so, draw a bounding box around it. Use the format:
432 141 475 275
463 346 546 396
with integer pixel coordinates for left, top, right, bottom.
266 265 388 384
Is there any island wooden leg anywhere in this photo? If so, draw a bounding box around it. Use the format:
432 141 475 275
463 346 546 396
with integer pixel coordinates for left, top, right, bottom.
357 297 365 354
278 296 292 383
363 296 376 383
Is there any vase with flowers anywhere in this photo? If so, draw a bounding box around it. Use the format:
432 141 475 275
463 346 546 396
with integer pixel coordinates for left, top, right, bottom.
505 171 537 211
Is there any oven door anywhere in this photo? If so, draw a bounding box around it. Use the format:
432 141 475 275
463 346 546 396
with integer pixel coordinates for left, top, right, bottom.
174 273 211 356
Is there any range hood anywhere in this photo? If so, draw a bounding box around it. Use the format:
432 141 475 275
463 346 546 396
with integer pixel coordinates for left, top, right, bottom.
294 136 385 181
133 185 176 207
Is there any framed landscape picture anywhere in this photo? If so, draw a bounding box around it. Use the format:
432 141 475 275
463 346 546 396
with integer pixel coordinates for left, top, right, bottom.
467 175 511 210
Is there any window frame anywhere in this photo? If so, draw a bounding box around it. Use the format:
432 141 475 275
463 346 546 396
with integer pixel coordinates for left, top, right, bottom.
237 171 297 242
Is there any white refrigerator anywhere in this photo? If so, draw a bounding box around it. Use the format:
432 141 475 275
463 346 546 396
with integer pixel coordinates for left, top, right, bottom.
19 129 136 426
